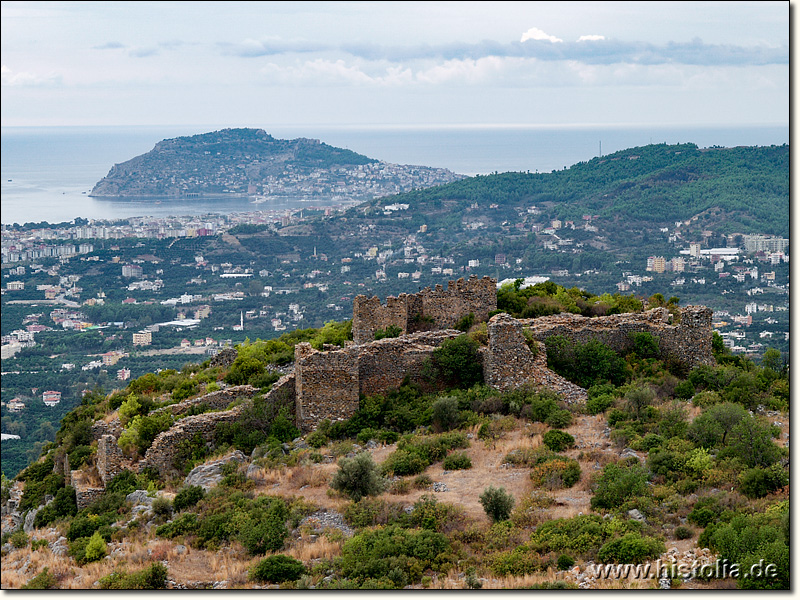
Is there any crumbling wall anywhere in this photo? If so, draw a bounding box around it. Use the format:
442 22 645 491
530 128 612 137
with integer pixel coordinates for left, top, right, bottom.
352 276 497 344
484 313 587 404
521 306 714 370
357 330 461 397
142 374 296 477
96 434 125 486
154 385 259 417
295 343 360 432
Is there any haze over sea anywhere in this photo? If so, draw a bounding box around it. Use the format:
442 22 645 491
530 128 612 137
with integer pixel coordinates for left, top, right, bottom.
0 124 788 226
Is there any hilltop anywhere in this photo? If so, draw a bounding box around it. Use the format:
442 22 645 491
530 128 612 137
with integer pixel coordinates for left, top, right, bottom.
89 128 463 199
0 281 789 590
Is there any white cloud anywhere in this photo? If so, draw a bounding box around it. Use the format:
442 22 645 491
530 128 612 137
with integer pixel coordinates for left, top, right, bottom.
0 65 61 87
520 27 563 43
577 35 606 42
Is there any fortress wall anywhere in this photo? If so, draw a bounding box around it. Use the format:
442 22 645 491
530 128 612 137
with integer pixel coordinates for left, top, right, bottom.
96 434 125 486
153 385 260 417
295 343 360 432
521 306 714 370
484 313 587 404
352 276 497 344
357 330 461 398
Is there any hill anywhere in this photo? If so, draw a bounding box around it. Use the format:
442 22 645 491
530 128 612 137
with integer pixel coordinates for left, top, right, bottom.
0 281 789 590
89 128 463 198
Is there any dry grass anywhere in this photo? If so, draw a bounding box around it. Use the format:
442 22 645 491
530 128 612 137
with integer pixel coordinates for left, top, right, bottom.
285 535 343 562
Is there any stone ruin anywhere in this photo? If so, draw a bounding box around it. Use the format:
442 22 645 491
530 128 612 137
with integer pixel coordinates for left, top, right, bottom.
75 279 715 487
352 275 497 345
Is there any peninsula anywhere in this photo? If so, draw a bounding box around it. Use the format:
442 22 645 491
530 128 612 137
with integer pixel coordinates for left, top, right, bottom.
89 128 464 200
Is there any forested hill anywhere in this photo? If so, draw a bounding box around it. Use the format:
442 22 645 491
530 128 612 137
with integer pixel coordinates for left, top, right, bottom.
355 143 789 238
89 128 462 198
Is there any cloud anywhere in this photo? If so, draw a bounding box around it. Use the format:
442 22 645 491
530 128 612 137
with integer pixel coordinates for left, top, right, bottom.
1 65 61 87
225 34 786 68
520 27 563 43
93 41 126 50
129 47 160 58
222 37 329 57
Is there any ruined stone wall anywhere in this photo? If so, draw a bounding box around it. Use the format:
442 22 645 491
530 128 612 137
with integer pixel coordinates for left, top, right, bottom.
520 306 714 370
483 313 587 404
142 374 296 477
75 487 105 511
295 343 360 432
357 330 461 398
96 434 125 486
153 385 259 417
352 276 497 344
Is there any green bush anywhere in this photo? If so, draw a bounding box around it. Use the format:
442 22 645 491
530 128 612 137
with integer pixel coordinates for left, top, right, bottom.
557 554 575 571
249 554 307 584
739 465 788 499
673 380 696 400
674 526 694 540
629 332 660 359
529 457 581 489
479 486 515 523
530 514 642 558
9 529 29 548
597 533 665 564
339 525 451 585
33 485 78 528
545 409 573 429
545 335 627 388
430 334 484 388
21 568 58 590
172 485 205 512
442 452 472 470
542 430 575 452
374 324 403 340
151 496 173 519
343 498 407 529
409 495 465 533
98 563 168 589
155 512 200 538
331 452 385 502
105 470 139 496
431 396 461 432
590 463 650 510
586 393 615 415
68 445 94 469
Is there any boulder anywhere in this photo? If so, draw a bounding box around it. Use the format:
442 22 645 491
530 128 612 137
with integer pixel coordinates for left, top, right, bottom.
184 450 247 491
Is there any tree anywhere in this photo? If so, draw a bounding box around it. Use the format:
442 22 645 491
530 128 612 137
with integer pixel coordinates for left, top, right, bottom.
761 348 784 375
479 486 515 523
330 452 385 502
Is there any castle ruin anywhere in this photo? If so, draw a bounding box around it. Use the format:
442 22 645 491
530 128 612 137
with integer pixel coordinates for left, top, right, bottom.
85 278 715 480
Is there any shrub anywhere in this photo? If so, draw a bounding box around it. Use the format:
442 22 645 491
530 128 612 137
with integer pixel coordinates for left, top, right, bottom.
172 485 205 512
545 409 572 429
586 393 615 415
306 429 329 448
479 486 515 523
557 554 575 571
597 533 665 564
374 324 403 340
413 474 433 489
21 568 57 590
155 512 200 539
382 449 428 476
430 334 483 388
453 312 475 332
542 430 575 453
692 390 723 408
545 335 627 388
249 555 307 584
410 494 465 533
105 470 139 496
84 531 108 563
590 463 650 510
344 498 407 529
739 465 788 499
442 452 472 470
98 563 168 589
151 496 173 519
530 458 581 489
68 445 94 469
630 332 660 359
33 485 78 527
9 529 29 548
674 526 694 540
331 452 385 502
673 380 696 400
431 396 461 432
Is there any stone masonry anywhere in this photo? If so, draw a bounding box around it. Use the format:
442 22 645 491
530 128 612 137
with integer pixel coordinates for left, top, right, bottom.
295 329 461 431
352 275 496 345
521 306 715 370
96 434 125 486
484 313 587 404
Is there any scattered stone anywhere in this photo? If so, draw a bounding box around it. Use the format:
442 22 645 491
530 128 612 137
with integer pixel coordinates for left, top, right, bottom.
432 482 449 492
659 577 671 589
298 509 354 538
183 450 247 491
627 509 646 522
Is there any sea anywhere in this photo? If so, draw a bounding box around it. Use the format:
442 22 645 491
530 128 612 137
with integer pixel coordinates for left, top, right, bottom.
0 124 788 226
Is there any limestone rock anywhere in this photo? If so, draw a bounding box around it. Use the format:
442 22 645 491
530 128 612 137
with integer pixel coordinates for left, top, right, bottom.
183 450 247 490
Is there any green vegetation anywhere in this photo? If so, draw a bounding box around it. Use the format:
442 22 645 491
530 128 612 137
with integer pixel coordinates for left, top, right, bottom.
249 555 307 584
330 452 385 502
479 486 515 523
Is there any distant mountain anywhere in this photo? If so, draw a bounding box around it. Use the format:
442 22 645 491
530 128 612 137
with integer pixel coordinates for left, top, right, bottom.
90 128 464 198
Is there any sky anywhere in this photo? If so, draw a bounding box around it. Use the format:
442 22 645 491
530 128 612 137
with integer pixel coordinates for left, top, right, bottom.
0 1 789 128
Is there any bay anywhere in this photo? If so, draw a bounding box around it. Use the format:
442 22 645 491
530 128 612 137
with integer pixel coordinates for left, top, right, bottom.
0 124 788 225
